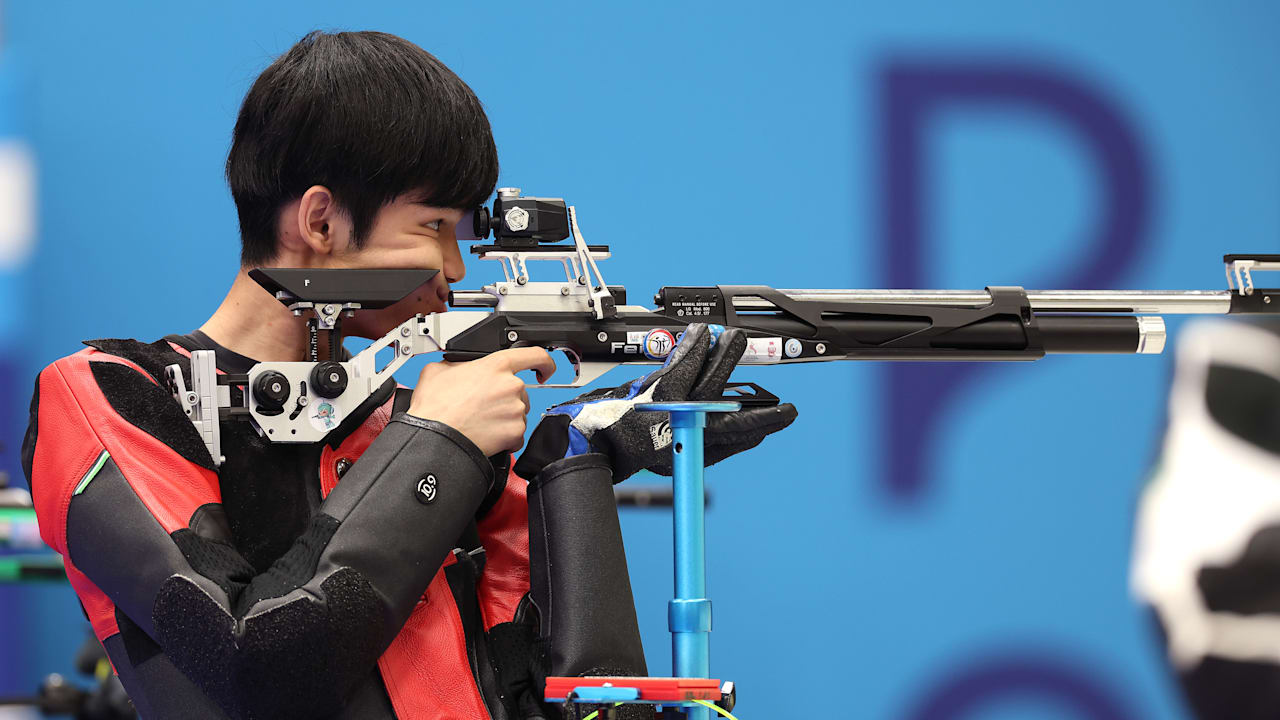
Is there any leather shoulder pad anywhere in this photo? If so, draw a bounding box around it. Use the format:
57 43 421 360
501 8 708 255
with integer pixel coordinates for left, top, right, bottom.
83 338 190 387
83 351 215 471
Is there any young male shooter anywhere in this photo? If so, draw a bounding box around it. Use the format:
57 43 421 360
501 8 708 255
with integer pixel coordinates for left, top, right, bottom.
21 31 795 719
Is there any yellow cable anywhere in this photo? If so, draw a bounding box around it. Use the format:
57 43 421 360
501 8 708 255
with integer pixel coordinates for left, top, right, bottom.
693 698 741 720
574 697 739 719
581 702 623 720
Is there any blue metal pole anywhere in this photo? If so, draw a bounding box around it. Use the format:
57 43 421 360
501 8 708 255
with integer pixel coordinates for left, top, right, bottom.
637 400 738 720
669 408 710 683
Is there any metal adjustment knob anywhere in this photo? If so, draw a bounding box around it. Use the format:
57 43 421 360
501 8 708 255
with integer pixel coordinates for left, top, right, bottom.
718 681 736 712
252 370 290 414
471 205 491 239
310 361 348 399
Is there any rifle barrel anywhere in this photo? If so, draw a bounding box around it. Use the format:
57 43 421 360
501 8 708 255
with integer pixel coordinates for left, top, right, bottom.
454 288 1236 314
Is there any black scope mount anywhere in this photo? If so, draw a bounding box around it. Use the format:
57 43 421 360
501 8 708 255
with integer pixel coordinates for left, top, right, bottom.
462 187 572 251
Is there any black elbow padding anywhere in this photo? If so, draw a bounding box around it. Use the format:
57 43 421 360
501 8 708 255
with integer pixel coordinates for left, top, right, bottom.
148 416 491 719
153 567 386 720
156 514 385 719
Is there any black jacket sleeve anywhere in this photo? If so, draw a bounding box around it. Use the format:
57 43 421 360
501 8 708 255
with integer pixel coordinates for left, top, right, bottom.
42 358 493 720
525 453 653 720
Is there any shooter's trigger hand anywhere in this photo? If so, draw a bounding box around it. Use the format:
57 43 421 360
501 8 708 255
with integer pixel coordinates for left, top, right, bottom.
407 347 553 457
514 323 798 482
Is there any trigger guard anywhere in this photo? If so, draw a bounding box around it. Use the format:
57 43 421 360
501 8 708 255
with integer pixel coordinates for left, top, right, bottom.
549 345 582 372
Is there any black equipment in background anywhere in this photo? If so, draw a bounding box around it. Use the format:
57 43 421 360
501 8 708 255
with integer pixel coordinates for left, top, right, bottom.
0 634 135 719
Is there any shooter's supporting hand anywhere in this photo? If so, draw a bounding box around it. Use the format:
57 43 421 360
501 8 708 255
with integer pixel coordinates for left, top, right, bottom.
514 323 798 481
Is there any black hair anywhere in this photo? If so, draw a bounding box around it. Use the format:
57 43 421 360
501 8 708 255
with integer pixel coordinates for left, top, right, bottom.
227 30 498 267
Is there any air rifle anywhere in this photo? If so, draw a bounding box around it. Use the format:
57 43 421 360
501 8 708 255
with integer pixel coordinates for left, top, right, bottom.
167 187 1280 466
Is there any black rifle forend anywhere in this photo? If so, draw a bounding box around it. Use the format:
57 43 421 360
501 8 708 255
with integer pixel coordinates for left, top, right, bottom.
439 285 1151 368
680 285 1150 356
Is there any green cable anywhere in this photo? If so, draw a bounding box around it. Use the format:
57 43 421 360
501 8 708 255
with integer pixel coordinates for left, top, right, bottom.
693 698 741 720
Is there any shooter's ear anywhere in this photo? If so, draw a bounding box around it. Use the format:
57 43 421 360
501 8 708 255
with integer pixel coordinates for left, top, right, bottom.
295 185 341 256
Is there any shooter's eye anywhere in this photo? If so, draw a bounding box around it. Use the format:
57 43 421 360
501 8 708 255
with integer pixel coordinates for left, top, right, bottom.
424 219 441 231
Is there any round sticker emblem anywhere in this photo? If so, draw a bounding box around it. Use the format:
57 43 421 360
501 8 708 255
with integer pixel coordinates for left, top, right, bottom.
785 338 802 358
310 401 341 432
644 329 676 359
416 474 438 504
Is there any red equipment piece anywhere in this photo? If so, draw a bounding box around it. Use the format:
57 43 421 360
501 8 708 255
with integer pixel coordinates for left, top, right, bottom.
544 676 722 703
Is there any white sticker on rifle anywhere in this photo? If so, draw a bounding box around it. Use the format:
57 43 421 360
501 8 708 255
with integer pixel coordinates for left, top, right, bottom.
644 329 676 359
741 337 783 364
310 401 342 432
627 331 647 345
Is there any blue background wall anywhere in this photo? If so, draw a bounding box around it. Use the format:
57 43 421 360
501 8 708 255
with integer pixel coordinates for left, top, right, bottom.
4 2 1279 718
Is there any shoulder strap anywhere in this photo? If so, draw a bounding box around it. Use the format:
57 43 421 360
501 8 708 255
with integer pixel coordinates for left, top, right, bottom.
393 386 414 416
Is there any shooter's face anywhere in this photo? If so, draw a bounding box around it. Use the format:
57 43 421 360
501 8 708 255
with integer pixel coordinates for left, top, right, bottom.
326 195 468 339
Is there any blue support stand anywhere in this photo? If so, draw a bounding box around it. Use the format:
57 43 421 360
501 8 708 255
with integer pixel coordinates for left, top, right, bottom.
636 401 740 720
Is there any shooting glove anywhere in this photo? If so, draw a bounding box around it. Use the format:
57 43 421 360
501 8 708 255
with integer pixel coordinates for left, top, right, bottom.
514 323 798 482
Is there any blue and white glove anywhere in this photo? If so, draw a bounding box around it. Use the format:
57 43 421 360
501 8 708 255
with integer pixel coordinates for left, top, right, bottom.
514 323 798 482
